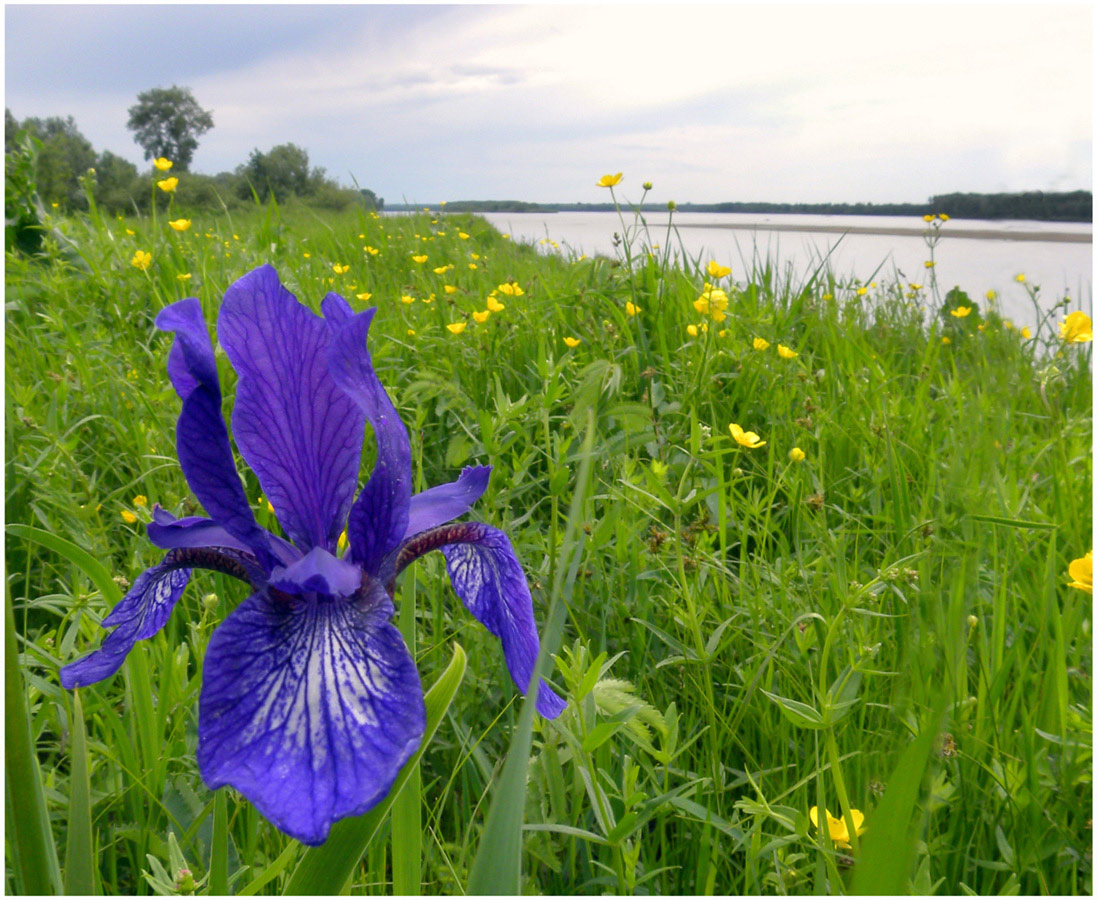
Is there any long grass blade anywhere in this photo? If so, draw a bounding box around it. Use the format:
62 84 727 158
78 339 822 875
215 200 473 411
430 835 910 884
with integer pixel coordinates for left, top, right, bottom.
466 410 595 895
5 579 64 895
64 690 96 895
850 697 947 895
6 524 122 606
283 643 467 896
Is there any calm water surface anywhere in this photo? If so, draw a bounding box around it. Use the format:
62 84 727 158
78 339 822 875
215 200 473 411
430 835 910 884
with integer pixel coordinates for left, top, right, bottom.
479 211 1093 329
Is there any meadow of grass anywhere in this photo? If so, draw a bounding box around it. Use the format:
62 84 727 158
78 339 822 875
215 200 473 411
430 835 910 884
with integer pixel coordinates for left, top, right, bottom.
5 176 1093 895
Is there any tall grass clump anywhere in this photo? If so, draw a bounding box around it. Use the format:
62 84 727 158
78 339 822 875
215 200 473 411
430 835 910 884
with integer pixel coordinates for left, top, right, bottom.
6 165 1092 895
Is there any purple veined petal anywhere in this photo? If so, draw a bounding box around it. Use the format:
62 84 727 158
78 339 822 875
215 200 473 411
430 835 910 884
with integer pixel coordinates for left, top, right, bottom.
418 523 565 718
197 582 425 846
327 307 411 575
147 506 301 568
403 466 492 541
218 265 366 553
269 546 363 598
155 298 278 572
60 557 192 688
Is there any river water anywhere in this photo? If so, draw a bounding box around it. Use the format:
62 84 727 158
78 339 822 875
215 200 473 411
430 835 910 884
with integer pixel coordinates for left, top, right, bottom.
478 211 1093 329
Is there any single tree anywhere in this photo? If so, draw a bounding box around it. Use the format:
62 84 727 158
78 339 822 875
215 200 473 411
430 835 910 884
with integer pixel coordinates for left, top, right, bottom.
239 143 310 202
126 86 213 171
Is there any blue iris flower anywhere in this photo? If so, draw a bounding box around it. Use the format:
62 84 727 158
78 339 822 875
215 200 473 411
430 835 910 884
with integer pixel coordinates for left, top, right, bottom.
61 264 565 846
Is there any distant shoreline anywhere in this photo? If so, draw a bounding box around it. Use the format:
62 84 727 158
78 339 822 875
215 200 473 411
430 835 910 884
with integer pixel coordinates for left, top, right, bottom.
670 221 1093 243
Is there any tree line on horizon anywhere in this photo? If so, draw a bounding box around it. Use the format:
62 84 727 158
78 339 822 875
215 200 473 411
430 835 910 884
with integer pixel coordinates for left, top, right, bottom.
4 86 383 218
433 192 1092 222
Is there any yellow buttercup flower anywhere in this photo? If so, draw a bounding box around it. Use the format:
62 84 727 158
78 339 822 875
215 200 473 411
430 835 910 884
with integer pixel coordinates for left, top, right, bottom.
856 286 868 297
789 447 806 462
156 177 178 193
400 294 416 305
753 337 770 351
942 336 952 345
1015 273 1026 283
729 423 766 448
472 310 490 323
777 344 798 359
923 214 935 223
810 807 866 850
986 290 997 301
694 288 729 321
131 250 152 271
356 292 373 301
412 254 428 264
706 260 732 279
1059 311 1093 343
364 245 380 256
597 172 623 188
168 218 191 232
563 336 581 348
625 301 639 317
1020 326 1032 339
950 306 972 318
154 157 173 171
486 296 505 313
924 260 935 269
121 509 138 524
1067 551 1092 593
443 285 458 294
687 324 699 337
332 263 349 275
177 273 192 282
458 231 470 240
132 494 148 507
446 322 467 335
497 282 524 297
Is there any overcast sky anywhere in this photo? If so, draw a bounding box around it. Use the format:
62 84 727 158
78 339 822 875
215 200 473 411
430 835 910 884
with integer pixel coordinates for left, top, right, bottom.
4 3 1092 205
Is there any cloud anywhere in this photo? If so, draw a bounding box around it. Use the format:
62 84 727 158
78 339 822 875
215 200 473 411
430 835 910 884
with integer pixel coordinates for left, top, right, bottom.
4 4 1090 202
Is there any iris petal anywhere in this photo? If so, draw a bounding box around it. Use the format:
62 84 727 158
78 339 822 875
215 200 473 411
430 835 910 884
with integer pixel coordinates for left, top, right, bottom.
60 557 191 688
147 506 300 568
404 466 492 540
327 308 412 575
269 546 363 597
197 583 425 846
218 265 365 552
155 298 277 570
439 524 566 718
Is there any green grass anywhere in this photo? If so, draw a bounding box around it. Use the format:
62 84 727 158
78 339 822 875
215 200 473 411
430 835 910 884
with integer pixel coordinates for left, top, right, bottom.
5 181 1092 895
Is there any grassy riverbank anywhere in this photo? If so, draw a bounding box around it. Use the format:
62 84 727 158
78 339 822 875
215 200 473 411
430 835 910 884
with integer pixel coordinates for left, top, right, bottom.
6 191 1092 895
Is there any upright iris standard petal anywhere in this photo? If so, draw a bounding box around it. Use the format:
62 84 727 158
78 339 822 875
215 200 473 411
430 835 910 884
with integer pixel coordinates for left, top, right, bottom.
60 557 192 688
328 308 412 574
438 524 566 718
197 582 426 846
155 298 278 571
219 265 365 552
404 466 492 540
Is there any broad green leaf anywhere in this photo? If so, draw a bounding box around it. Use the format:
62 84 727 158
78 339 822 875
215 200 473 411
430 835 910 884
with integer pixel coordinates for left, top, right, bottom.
761 689 825 729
